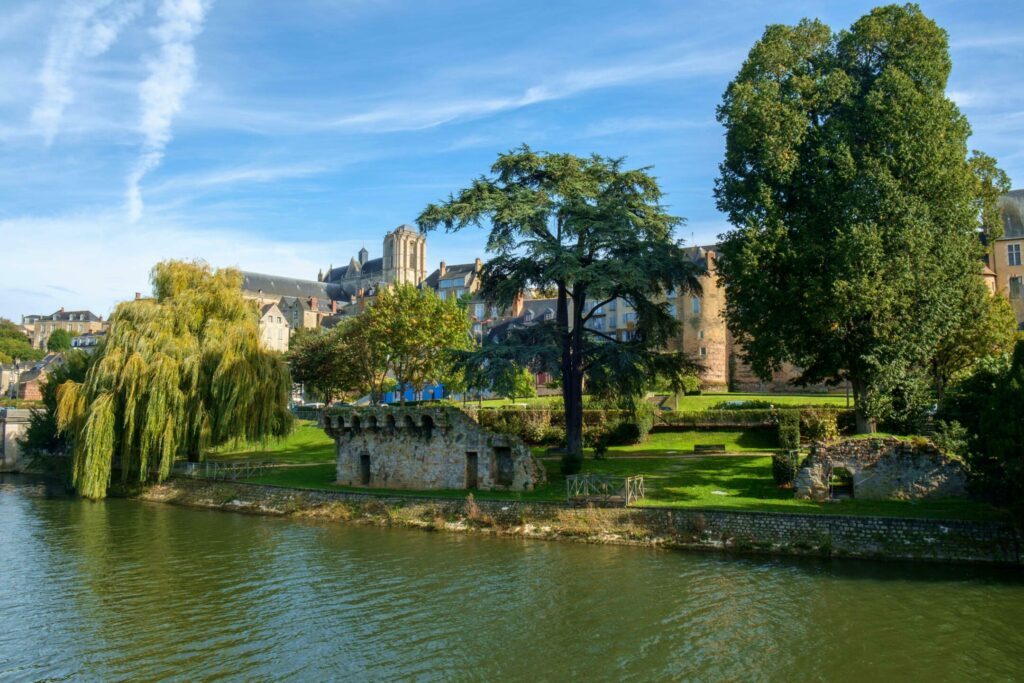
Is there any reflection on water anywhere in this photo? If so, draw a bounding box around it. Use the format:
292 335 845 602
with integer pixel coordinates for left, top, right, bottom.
1 474 1022 681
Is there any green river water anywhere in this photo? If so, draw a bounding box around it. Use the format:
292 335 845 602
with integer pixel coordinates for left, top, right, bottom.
1 474 1023 681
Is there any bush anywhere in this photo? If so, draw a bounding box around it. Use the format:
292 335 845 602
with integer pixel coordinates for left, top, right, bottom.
661 409 776 427
931 419 968 458
771 450 801 486
800 407 839 443
777 411 800 450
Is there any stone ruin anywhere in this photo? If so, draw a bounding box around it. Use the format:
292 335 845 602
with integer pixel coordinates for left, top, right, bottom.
321 406 546 491
794 437 968 502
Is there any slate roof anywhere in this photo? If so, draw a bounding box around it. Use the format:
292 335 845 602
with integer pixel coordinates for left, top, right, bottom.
1000 189 1024 239
422 263 478 290
241 271 352 302
326 257 384 282
24 310 102 323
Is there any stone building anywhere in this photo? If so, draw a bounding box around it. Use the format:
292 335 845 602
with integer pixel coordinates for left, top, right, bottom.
794 437 967 501
321 406 545 491
258 302 291 353
15 354 64 401
320 224 428 290
21 309 108 350
988 189 1024 328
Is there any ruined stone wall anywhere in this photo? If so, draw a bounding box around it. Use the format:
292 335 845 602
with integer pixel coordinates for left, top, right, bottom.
795 438 968 502
0 409 30 472
322 406 545 492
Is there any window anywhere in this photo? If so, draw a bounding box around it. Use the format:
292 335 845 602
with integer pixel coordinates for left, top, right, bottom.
691 298 701 315
1010 244 1022 267
699 346 708 358
608 314 617 328
698 329 704 340
1011 276 1023 300
474 303 485 319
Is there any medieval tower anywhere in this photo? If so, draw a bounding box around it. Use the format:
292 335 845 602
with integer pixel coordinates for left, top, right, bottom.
383 224 427 285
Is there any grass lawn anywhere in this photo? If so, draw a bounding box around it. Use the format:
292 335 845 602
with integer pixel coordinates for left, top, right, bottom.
670 392 849 411
230 438 1002 521
205 421 334 464
607 429 777 455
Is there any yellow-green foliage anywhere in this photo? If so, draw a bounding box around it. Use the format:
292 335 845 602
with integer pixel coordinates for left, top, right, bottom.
57 260 293 499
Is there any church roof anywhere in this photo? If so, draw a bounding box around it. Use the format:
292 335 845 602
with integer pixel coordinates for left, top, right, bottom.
326 257 383 282
241 271 351 302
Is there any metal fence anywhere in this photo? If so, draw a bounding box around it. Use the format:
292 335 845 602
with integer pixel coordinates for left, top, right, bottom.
177 460 280 481
566 474 644 507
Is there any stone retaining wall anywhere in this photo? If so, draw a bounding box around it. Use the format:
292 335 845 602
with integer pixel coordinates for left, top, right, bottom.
146 478 1021 566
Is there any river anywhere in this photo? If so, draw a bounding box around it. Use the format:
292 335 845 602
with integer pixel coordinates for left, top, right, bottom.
1 475 1022 681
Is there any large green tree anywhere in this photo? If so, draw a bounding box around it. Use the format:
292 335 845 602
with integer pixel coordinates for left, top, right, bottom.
714 4 1007 432
363 283 472 403
0 319 43 363
419 146 702 473
57 260 293 499
46 329 75 352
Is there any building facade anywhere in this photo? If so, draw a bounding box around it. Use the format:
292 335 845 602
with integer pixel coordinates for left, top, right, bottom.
21 309 108 350
989 189 1024 328
258 302 291 353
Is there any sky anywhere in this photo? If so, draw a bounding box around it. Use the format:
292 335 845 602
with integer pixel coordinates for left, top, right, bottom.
0 0 1022 321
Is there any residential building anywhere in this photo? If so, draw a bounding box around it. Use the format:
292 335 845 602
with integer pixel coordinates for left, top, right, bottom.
16 354 64 401
989 189 1024 328
21 309 108 349
258 302 291 353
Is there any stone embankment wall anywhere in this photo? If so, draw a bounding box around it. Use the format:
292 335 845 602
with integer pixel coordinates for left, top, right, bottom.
322 406 545 492
145 479 1022 566
795 437 967 502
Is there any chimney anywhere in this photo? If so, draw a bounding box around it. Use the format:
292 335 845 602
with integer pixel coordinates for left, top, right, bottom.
331 300 337 314
439 260 447 277
309 296 318 311
705 250 716 275
134 292 141 300
474 258 483 273
59 307 64 313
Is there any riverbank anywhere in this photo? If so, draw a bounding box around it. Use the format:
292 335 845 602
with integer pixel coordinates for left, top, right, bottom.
141 478 1022 566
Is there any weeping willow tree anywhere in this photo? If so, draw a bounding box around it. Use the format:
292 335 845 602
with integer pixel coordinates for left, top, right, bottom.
57 260 293 499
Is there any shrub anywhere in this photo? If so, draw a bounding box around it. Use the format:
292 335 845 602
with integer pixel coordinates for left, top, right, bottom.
771 450 801 485
931 419 968 458
800 407 839 443
777 411 800 450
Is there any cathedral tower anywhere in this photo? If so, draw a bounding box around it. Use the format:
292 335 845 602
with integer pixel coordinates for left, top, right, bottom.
382 224 427 285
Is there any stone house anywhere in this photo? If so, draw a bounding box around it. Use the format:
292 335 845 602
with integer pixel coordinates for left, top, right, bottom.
16 354 64 401
21 309 108 350
258 302 291 353
988 189 1024 328
322 406 545 491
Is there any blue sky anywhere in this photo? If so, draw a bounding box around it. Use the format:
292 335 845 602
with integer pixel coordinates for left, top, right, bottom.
1 0 1022 321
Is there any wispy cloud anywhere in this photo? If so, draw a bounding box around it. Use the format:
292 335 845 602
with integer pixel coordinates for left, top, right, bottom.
326 50 739 133
31 0 141 145
127 0 209 222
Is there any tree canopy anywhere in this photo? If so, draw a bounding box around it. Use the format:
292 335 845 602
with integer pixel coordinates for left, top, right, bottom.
714 3 1009 432
419 146 702 472
288 284 470 404
56 260 293 499
46 329 75 352
0 319 43 363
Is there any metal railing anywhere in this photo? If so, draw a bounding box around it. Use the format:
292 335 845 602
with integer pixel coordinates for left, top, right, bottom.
178 460 280 481
566 474 644 506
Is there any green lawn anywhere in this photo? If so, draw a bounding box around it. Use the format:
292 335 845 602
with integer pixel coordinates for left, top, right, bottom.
607 429 777 454
670 392 849 411
468 391 849 411
204 421 334 464
229 439 1002 521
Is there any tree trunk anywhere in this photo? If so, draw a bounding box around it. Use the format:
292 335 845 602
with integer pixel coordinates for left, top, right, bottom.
557 281 583 474
851 377 877 434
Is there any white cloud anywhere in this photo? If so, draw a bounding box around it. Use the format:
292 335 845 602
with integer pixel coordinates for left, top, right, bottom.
0 208 358 320
127 0 209 222
325 50 738 133
31 0 141 145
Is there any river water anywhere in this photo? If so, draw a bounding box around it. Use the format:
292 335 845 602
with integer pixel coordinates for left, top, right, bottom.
1 475 1022 681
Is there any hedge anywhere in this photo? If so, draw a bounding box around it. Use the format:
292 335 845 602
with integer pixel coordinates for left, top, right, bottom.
771 450 802 485
777 411 800 451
